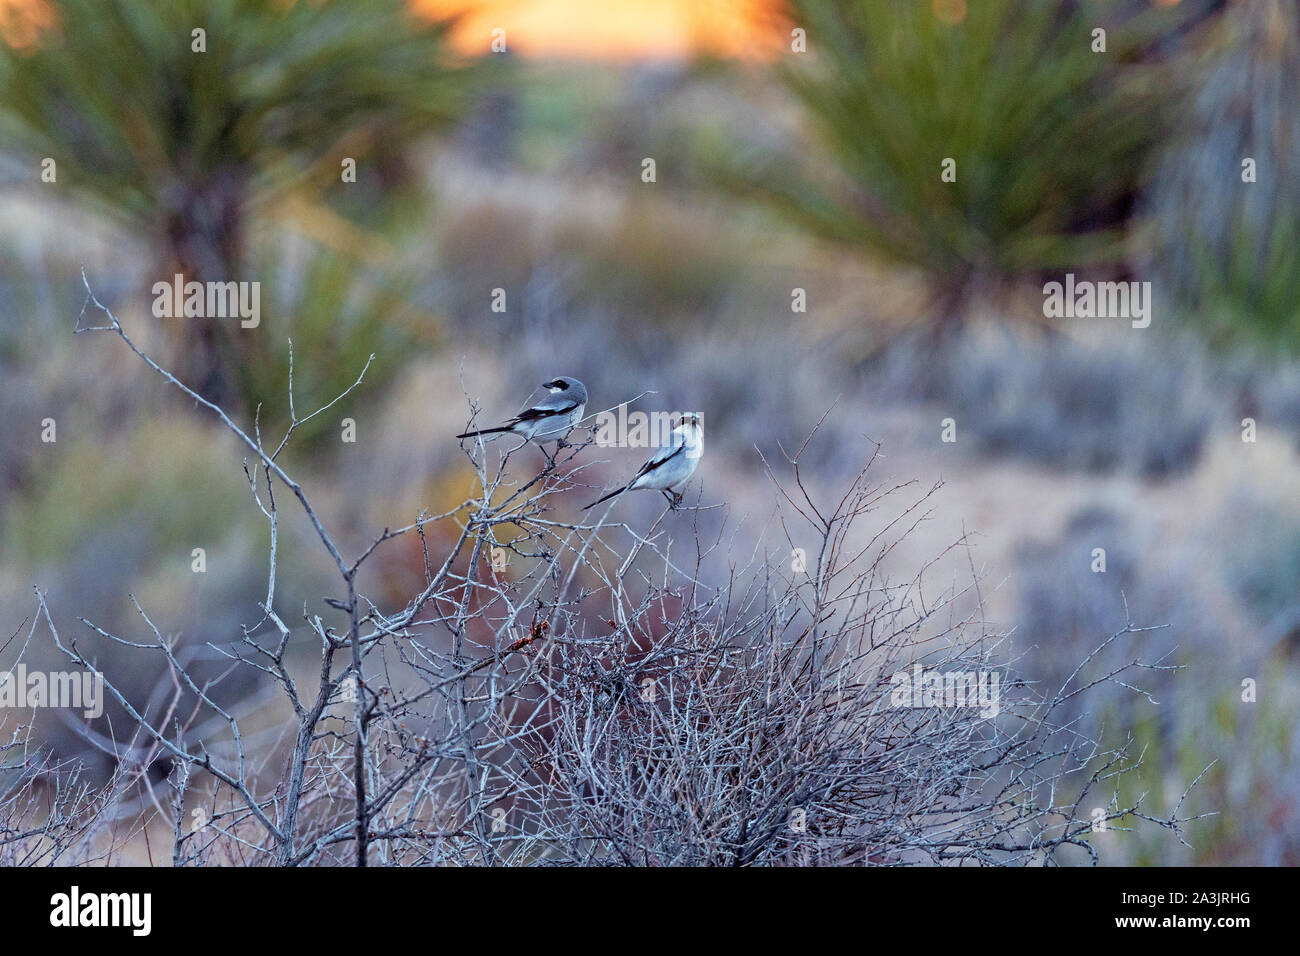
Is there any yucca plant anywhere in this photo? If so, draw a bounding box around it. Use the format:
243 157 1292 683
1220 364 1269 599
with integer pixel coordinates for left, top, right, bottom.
0 0 470 408
1141 0 1300 353
753 0 1203 323
240 233 442 450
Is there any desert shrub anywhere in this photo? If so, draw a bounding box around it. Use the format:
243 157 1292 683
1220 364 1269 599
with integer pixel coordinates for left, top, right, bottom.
870 325 1213 478
1224 502 1300 641
0 280 1204 866
1011 495 1300 864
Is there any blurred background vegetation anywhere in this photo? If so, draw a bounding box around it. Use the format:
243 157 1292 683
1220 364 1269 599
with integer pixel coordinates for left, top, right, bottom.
738 0 1196 322
1 0 1298 865
0 0 469 412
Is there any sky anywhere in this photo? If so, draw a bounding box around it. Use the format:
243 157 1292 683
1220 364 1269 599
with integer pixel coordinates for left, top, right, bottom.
419 0 779 59
0 0 780 57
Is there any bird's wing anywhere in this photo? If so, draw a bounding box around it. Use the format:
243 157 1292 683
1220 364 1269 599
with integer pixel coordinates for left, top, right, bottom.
511 395 581 424
632 439 686 482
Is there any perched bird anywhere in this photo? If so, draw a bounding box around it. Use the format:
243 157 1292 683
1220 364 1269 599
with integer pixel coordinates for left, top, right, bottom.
583 414 703 510
457 376 588 447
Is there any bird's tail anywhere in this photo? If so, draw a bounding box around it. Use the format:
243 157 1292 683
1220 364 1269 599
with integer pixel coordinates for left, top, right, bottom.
582 485 628 511
456 425 513 439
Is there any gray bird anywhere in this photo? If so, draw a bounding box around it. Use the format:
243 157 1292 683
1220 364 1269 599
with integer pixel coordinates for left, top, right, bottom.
583 414 703 510
457 376 588 448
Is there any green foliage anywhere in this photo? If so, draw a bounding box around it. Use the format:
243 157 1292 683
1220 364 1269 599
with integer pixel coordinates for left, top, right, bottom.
3 420 251 564
238 235 440 451
757 0 1191 310
0 0 467 232
1142 2 1300 352
1108 666 1297 866
0 0 469 410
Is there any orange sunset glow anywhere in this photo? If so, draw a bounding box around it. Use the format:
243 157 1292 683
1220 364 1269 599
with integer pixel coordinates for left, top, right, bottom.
1 0 780 58
418 0 780 59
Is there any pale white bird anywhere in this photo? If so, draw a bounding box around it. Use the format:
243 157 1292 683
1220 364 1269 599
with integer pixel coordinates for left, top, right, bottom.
457 376 588 447
583 414 703 510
